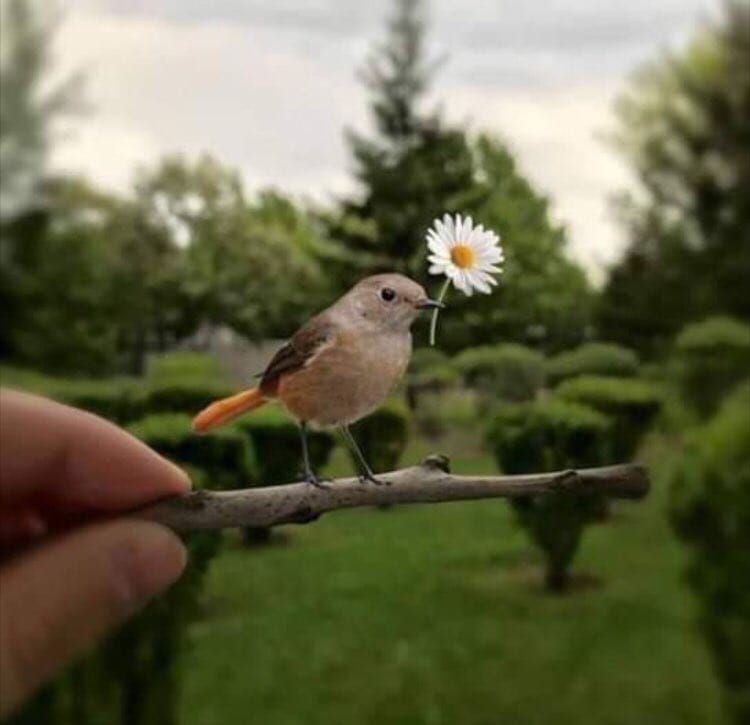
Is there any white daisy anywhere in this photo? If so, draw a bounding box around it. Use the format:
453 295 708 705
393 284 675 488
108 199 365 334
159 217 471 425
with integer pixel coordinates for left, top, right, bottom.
427 213 503 296
425 213 503 345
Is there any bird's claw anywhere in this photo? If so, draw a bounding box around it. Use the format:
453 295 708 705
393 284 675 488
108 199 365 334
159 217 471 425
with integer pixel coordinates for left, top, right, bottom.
358 472 390 486
303 473 331 489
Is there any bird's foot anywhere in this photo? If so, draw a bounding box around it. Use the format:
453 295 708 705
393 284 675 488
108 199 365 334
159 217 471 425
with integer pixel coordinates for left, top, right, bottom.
303 472 331 489
358 471 390 486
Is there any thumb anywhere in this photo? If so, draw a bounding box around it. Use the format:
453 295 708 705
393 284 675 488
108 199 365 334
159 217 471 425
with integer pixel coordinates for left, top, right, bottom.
0 520 186 718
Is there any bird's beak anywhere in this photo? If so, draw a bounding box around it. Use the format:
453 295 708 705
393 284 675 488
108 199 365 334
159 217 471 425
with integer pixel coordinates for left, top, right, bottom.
415 298 445 310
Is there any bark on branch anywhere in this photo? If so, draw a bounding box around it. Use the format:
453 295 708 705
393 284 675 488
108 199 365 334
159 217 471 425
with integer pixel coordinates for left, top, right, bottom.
135 456 650 533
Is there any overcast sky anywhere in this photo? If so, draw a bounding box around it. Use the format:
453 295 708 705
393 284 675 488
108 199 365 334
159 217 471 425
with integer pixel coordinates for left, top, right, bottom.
52 0 717 279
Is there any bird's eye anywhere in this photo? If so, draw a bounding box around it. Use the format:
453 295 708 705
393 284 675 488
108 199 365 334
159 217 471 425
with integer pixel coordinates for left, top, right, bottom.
380 287 396 302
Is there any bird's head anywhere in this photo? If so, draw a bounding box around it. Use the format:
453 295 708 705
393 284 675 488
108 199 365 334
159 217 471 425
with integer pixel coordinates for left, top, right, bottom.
344 273 444 332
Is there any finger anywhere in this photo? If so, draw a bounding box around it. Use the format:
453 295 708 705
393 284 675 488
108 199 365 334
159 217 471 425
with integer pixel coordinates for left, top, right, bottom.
0 390 190 508
0 520 186 718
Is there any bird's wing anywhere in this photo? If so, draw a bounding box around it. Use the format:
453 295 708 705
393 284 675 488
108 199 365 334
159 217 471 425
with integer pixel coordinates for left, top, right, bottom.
259 314 334 395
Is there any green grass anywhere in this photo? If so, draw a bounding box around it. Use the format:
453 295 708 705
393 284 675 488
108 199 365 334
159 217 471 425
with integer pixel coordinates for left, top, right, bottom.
180 432 725 725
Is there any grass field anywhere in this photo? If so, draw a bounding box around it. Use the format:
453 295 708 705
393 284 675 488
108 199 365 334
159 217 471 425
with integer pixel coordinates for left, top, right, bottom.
180 432 725 725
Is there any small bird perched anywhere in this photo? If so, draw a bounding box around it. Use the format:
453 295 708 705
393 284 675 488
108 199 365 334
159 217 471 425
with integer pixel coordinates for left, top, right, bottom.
193 274 443 486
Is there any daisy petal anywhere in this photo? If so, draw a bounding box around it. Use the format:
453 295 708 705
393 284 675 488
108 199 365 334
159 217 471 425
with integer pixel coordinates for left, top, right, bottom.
427 233 448 256
475 269 499 287
467 271 492 294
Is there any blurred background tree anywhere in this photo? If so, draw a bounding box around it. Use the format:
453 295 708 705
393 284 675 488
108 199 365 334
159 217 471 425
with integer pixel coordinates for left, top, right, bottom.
598 0 750 356
3 0 749 722
0 0 83 219
328 0 476 282
444 136 593 352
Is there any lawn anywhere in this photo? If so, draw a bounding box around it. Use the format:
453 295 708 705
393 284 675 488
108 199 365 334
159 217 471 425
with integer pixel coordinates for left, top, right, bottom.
180 432 725 725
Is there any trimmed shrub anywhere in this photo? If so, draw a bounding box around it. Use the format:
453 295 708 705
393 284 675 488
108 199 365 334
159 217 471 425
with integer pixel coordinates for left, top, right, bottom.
669 383 750 723
546 342 639 384
146 352 224 384
234 405 335 543
51 378 147 425
128 413 252 489
349 399 410 474
488 399 612 475
409 347 449 372
555 375 662 460
487 399 612 591
234 405 335 486
144 379 236 418
673 316 750 417
405 348 459 412
0 368 146 425
454 344 545 404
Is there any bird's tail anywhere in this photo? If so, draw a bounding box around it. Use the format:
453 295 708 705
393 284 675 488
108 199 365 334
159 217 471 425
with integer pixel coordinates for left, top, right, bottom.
192 387 267 434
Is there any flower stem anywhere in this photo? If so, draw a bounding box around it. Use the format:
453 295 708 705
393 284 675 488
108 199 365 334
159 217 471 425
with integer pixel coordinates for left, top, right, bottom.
429 279 451 346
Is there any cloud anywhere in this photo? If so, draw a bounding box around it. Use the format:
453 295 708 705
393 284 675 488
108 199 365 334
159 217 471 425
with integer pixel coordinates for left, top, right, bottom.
51 0 716 279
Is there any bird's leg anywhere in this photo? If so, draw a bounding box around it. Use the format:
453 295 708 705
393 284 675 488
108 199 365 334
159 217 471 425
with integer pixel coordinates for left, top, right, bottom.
299 422 329 489
339 425 390 485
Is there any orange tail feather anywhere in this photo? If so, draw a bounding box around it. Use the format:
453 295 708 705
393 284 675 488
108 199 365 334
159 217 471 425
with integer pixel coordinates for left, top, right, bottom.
192 387 267 434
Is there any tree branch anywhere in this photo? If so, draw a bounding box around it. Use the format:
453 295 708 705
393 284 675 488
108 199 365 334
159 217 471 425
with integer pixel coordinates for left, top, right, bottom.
135 456 650 533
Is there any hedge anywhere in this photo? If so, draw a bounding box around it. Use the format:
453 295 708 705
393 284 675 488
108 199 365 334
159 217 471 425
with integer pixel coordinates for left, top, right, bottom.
143 379 236 418
233 405 335 543
146 352 225 383
349 399 411 475
128 413 252 489
546 342 639 384
487 399 612 591
454 344 545 404
673 316 750 418
233 405 335 486
0 368 146 425
555 375 662 460
668 382 750 723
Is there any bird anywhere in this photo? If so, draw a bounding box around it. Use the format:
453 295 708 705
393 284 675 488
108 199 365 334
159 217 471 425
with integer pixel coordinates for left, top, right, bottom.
192 274 443 487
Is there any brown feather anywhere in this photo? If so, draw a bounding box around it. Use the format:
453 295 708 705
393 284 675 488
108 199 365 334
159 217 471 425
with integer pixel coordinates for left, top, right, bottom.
259 313 333 396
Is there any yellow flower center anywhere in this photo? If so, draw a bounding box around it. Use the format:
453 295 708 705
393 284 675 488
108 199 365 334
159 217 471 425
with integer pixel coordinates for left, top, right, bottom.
450 244 475 269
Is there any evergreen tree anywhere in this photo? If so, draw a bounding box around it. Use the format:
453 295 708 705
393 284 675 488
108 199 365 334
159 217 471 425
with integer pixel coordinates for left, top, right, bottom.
445 136 592 352
333 0 475 282
0 0 83 219
599 1 750 355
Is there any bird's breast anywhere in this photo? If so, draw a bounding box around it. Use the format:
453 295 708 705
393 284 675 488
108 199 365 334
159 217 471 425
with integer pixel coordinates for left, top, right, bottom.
277 330 412 427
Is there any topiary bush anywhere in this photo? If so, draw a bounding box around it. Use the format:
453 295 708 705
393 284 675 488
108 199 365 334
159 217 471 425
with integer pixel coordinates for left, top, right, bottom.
128 413 252 490
51 378 147 425
546 342 639 385
487 399 613 592
668 382 750 723
454 344 545 404
1 370 146 426
555 375 662 460
146 352 224 384
234 405 335 485
144 379 236 418
673 316 750 418
233 405 335 543
405 349 460 437
349 399 411 475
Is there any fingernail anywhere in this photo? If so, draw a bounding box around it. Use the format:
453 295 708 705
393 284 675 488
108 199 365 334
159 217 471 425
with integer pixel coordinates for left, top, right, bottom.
110 523 187 612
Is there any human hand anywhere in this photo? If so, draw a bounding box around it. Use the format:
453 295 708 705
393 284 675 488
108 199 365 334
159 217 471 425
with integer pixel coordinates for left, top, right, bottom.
0 390 190 718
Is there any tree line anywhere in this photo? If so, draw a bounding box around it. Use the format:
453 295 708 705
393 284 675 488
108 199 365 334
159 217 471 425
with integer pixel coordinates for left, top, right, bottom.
1 0 747 377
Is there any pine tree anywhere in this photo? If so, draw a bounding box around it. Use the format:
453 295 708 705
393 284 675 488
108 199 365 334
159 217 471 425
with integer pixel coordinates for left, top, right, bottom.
334 0 475 281
0 0 83 219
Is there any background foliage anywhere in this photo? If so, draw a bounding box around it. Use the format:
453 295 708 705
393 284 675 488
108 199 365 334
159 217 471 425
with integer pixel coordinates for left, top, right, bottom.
2 0 749 723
